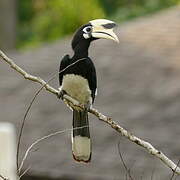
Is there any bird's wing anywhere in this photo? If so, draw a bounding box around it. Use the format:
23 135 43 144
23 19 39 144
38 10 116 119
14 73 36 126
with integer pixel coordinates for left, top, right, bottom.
59 56 97 102
85 58 97 102
59 54 70 86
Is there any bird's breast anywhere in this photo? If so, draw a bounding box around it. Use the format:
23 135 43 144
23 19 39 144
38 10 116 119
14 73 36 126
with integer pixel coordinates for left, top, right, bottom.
61 74 91 104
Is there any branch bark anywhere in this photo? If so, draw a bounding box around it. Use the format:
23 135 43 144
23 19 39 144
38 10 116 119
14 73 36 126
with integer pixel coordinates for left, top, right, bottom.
0 50 59 96
0 174 8 180
1 50 180 175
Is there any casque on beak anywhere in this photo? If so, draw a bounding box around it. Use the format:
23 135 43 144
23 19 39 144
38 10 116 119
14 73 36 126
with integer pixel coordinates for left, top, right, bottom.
90 19 119 43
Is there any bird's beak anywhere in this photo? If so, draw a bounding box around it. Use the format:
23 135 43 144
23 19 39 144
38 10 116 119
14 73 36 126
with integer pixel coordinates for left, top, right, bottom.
90 19 119 43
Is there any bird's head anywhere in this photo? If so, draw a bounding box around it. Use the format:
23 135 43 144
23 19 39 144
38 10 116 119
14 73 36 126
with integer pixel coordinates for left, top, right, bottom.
72 19 119 51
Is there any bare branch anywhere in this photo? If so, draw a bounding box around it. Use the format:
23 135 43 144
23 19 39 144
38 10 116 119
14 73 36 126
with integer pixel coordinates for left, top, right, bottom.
0 174 8 180
1 50 180 175
170 160 180 180
0 51 59 96
91 107 180 175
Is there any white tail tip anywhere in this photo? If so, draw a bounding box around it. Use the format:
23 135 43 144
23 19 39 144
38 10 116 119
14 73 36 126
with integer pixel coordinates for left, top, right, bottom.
72 136 91 162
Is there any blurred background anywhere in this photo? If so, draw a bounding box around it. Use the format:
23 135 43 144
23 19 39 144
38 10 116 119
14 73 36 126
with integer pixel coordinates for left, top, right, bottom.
0 0 180 180
0 0 179 50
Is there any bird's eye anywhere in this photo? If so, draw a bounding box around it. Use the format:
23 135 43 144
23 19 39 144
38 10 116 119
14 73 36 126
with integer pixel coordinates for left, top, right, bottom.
83 26 92 34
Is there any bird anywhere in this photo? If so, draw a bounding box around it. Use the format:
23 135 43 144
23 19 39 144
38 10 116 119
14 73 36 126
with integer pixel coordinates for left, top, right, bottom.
59 19 119 163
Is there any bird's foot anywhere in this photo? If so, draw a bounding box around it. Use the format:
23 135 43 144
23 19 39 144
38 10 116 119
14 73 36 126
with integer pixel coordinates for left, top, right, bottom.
84 101 91 112
58 90 67 100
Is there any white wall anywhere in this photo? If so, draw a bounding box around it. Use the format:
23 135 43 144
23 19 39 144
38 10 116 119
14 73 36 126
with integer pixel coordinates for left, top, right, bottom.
0 123 17 180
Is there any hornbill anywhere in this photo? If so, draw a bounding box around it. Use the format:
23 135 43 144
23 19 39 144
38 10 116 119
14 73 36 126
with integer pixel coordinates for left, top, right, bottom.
59 19 119 162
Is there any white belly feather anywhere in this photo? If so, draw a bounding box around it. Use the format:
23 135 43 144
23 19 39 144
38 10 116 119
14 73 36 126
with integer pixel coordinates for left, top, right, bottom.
61 74 91 104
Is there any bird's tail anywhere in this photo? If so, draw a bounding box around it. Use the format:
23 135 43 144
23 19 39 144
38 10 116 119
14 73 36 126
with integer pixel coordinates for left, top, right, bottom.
72 109 91 162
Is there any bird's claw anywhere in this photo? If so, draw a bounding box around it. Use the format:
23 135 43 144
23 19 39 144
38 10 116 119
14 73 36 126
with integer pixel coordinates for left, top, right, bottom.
58 90 66 100
84 102 91 111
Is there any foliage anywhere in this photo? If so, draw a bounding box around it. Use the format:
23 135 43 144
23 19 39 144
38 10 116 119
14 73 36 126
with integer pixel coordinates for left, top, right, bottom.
100 0 180 22
18 0 180 48
18 0 105 48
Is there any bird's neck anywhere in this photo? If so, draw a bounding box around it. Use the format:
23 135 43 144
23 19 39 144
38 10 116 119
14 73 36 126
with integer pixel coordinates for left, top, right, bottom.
73 40 90 59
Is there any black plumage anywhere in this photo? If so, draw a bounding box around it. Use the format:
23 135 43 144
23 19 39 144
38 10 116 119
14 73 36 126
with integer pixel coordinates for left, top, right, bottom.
59 25 97 163
59 54 97 102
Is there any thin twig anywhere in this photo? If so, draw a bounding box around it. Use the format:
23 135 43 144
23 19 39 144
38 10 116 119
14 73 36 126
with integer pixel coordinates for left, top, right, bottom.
118 141 134 180
18 126 88 173
19 166 31 180
16 85 44 174
150 166 155 180
1 50 180 175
